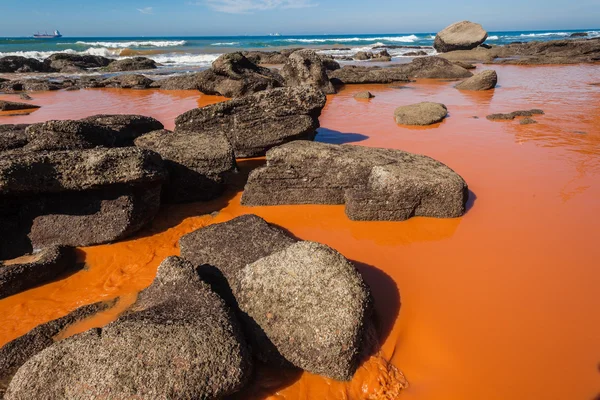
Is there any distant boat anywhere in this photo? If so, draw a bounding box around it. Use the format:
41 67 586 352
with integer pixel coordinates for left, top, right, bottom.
33 30 62 39
269 33 281 37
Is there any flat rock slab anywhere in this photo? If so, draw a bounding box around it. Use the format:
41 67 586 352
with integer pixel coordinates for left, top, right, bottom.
5 256 251 400
242 141 468 221
175 86 326 158
135 129 236 203
0 246 78 300
486 109 544 121
329 66 410 84
455 69 497 90
434 20 488 52
0 101 40 111
394 102 448 126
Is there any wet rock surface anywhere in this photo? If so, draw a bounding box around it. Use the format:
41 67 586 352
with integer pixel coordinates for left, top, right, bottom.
175 86 326 157
486 109 545 121
242 141 468 221
135 129 237 203
434 20 489 52
105 57 157 72
0 101 40 111
394 102 448 126
354 91 375 99
0 124 29 152
0 56 50 73
281 49 336 94
329 66 410 84
101 74 154 89
455 69 498 90
44 53 112 72
398 56 473 79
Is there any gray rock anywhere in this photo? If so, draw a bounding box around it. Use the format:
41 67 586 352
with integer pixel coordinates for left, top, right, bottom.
81 114 164 143
399 56 473 79
44 53 112 72
455 69 497 90
434 21 489 52
158 72 204 90
281 50 336 94
18 93 33 101
354 51 373 60
101 74 154 89
175 86 326 158
237 241 372 381
0 124 29 153
135 129 236 203
5 256 252 400
0 101 40 111
0 56 49 73
0 79 63 93
106 57 157 72
520 118 538 125
242 141 468 221
394 102 448 126
486 109 545 121
0 246 78 300
319 56 341 71
354 91 375 99
329 66 410 84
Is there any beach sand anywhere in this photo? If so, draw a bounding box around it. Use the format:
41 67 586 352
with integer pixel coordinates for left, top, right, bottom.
1 64 599 399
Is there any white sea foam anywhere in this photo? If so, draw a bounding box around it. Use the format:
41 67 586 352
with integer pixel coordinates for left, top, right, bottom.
519 32 569 37
73 40 187 48
149 53 220 67
487 36 499 40
210 42 240 46
0 47 121 60
285 35 419 43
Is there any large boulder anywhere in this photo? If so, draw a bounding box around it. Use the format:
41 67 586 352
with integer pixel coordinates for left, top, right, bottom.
398 56 473 79
394 102 448 126
0 56 49 73
433 21 488 52
100 74 154 89
242 141 468 221
175 86 326 158
455 69 498 90
44 53 112 72
0 101 40 111
105 57 157 72
329 66 410 84
0 246 78 299
281 50 336 94
158 72 205 90
0 147 166 259
0 124 29 153
0 300 118 395
81 114 164 142
135 129 236 203
242 50 289 65
4 256 252 399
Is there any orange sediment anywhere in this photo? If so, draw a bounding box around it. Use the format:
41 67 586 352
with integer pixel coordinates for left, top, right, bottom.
1 64 600 399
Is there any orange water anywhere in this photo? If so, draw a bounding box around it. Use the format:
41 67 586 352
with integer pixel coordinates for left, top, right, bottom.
1 65 600 400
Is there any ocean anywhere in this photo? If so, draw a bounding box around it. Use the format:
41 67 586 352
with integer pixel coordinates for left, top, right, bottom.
0 29 598 71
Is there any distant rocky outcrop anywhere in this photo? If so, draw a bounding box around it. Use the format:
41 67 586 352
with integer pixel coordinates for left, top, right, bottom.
242 141 468 221
175 86 326 157
281 49 336 94
433 21 489 53
455 69 498 90
394 102 448 126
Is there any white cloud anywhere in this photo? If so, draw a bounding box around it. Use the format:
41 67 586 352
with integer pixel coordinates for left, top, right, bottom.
198 0 317 14
137 7 154 14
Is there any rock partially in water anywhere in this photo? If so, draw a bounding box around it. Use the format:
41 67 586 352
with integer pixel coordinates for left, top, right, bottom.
281 49 336 94
4 256 252 400
242 141 468 221
175 86 326 158
101 74 154 89
0 246 78 300
0 56 50 73
399 56 473 79
455 69 498 91
394 102 448 126
434 20 489 53
44 53 112 72
486 109 545 121
135 129 236 203
0 78 63 93
354 91 375 99
329 66 410 84
520 118 538 125
0 100 40 112
106 57 157 72
82 114 164 144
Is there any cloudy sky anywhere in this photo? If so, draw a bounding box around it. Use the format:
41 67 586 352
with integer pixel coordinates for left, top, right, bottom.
1 0 599 36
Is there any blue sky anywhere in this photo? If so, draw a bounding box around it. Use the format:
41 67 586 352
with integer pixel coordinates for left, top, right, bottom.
1 0 599 36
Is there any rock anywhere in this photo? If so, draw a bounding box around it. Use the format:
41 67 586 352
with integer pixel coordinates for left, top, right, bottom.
0 246 78 299
157 72 204 90
134 129 236 203
520 118 538 125
394 102 448 125
23 115 163 151
5 256 252 400
354 91 375 99
570 32 588 37
281 49 336 94
455 69 497 90
44 53 112 72
106 57 157 72
0 124 29 152
0 79 63 93
329 66 410 84
175 86 326 158
319 56 341 71
0 101 40 111
0 300 117 394
18 93 33 100
242 141 468 221
399 56 473 79
0 147 166 258
0 56 49 73
405 50 428 56
354 51 373 60
101 74 154 89
486 109 545 121
433 21 488 52
452 60 476 69
242 50 289 65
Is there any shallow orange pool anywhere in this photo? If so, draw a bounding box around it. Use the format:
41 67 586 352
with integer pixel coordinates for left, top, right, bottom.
1 64 600 400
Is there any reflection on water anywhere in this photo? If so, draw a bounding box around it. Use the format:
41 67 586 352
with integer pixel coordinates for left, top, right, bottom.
1 64 600 400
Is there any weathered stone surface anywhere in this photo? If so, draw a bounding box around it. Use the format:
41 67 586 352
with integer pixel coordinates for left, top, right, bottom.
455 69 497 90
81 114 164 143
354 91 375 99
237 241 372 381
0 124 29 153
0 56 49 73
242 141 468 221
135 129 236 203
105 57 157 72
101 74 154 89
158 72 205 90
394 102 448 126
0 246 78 299
405 50 428 57
0 300 117 395
434 21 488 52
175 86 326 158
520 118 538 125
486 109 545 121
319 56 341 71
0 101 40 111
242 50 289 65
5 256 252 400
1 79 63 93
281 50 336 94
329 66 410 84
399 56 473 79
452 60 476 69
44 53 112 72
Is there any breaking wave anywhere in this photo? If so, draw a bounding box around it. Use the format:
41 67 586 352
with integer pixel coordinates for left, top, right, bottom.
284 35 419 43
73 40 187 48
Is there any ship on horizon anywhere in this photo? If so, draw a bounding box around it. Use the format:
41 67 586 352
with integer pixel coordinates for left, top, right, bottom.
33 30 62 39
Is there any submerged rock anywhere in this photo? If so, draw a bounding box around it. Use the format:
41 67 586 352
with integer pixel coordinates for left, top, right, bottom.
455 69 497 90
0 246 78 300
135 129 237 203
106 57 157 72
0 100 40 112
434 21 488 52
394 102 448 126
5 256 252 400
281 49 336 94
242 141 468 221
175 86 326 158
486 109 545 121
